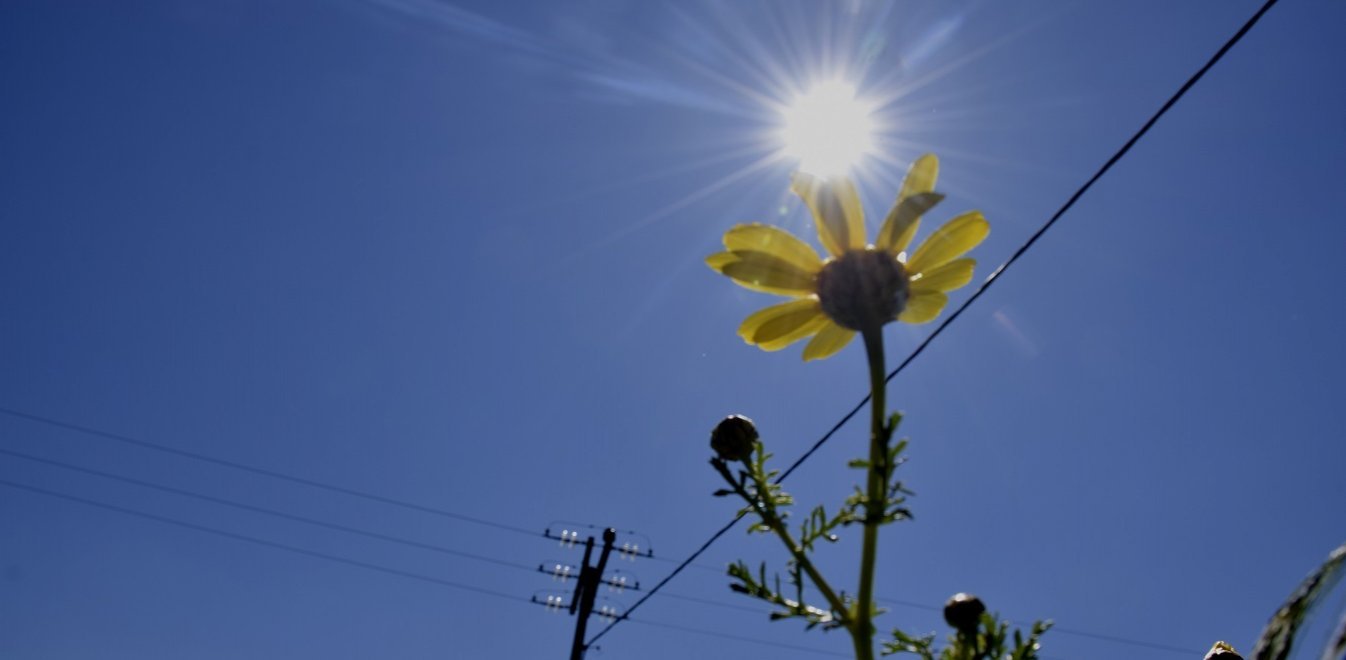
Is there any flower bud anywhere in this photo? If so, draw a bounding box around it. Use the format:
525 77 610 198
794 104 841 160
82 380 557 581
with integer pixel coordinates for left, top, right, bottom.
1204 641 1243 660
943 593 985 634
710 415 757 463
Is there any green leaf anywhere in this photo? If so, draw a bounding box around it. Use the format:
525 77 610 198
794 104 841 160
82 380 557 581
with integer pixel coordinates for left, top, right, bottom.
1253 541 1346 660
886 411 904 430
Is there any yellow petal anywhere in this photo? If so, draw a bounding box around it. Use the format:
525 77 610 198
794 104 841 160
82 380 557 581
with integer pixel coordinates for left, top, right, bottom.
898 153 939 202
719 250 817 296
801 320 856 361
722 224 822 274
876 191 943 255
790 172 865 257
910 257 976 293
705 251 737 272
737 298 827 351
876 155 938 254
906 211 989 275
760 315 828 351
898 290 948 324
738 299 807 340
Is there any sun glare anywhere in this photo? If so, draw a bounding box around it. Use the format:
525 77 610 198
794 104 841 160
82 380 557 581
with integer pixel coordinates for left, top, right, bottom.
780 80 875 177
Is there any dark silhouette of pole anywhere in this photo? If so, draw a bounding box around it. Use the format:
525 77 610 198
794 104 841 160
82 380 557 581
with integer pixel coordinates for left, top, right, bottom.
569 528 616 660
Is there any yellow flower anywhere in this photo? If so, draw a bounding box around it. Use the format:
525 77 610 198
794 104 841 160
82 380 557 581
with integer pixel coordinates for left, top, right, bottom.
706 154 988 361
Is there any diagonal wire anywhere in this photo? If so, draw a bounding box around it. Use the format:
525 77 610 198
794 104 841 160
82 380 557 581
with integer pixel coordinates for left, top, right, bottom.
586 0 1281 648
0 405 536 538
777 0 1281 485
589 511 750 645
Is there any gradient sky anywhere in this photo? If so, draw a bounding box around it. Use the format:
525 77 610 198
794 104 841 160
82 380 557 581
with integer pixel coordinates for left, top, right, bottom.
3 1 1345 659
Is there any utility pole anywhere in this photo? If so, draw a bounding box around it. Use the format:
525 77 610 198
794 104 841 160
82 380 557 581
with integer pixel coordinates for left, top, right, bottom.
534 523 648 657
568 528 616 660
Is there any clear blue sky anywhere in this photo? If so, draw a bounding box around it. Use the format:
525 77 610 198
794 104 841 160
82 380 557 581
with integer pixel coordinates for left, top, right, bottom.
3 1 1344 658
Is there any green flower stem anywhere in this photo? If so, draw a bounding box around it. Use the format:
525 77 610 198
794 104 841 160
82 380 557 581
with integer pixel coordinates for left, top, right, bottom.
854 326 888 660
759 501 849 622
759 501 850 619
712 460 848 622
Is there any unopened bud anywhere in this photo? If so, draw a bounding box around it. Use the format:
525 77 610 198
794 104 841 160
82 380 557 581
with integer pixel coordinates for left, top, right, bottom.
943 593 985 634
711 415 757 462
1204 641 1243 660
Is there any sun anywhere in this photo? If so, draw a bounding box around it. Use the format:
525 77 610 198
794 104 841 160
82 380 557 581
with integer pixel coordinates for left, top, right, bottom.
779 80 875 178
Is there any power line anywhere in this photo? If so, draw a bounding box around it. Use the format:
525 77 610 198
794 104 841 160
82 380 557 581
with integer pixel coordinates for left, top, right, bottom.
0 425 1203 655
0 447 538 575
658 589 766 614
624 618 851 658
0 0 1282 644
586 0 1281 649
872 600 1200 657
0 0 1280 652
1046 625 1200 657
0 411 795 628
2 445 774 614
646 551 724 572
588 512 748 646
633 616 1070 660
0 478 847 659
0 478 535 606
779 0 1283 486
0 406 535 538
0 442 1199 655
0 444 817 620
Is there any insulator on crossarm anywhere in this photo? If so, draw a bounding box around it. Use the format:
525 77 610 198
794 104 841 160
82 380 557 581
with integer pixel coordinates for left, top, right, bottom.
617 542 640 561
545 594 566 612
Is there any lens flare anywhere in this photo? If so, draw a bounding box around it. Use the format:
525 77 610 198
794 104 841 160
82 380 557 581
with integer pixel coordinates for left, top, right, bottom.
780 80 875 177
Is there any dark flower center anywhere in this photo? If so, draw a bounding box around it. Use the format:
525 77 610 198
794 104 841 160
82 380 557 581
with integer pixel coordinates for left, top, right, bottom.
816 249 908 331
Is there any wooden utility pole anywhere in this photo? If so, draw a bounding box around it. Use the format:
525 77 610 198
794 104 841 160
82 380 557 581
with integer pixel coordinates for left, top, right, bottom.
568 527 616 660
